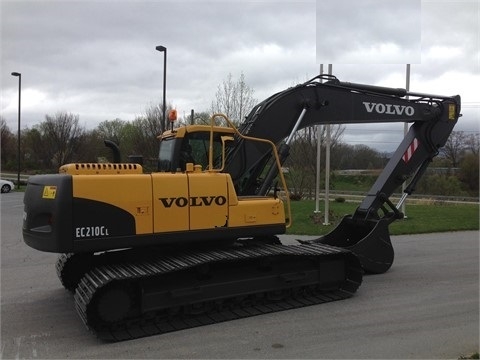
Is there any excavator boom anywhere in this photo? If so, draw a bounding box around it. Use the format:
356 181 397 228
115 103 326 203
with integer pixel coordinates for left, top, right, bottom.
227 75 460 273
225 75 460 201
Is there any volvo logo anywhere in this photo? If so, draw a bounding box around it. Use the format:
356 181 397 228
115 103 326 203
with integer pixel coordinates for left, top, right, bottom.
363 102 414 116
159 195 227 208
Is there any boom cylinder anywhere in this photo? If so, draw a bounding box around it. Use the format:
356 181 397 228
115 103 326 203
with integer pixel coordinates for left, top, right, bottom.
257 107 308 195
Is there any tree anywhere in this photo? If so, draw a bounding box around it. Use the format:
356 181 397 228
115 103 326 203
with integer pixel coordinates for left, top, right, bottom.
122 102 173 167
190 111 211 125
78 129 108 163
334 144 387 170
39 112 86 169
211 72 257 125
465 133 479 156
127 116 162 170
441 131 466 167
96 119 128 146
458 153 479 196
284 125 345 198
22 127 46 170
144 102 167 134
143 102 166 138
0 117 16 169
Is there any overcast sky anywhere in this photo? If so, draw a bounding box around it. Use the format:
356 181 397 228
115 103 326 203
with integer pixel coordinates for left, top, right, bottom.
1 0 479 152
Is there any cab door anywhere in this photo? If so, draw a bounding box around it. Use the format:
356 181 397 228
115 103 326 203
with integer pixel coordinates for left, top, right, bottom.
187 172 228 230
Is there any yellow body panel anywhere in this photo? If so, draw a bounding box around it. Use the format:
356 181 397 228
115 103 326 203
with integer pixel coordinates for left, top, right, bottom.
72 170 286 237
72 174 153 234
228 197 285 228
187 172 229 230
152 173 189 233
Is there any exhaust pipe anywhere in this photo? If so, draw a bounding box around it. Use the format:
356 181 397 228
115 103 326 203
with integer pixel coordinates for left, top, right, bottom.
104 140 121 163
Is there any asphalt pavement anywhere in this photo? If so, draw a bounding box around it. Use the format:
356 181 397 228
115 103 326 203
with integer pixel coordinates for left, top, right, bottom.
1 191 478 359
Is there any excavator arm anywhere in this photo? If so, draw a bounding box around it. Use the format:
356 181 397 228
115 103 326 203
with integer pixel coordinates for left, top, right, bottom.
220 75 461 273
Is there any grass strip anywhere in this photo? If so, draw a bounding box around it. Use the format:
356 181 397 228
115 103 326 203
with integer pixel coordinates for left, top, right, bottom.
287 200 479 236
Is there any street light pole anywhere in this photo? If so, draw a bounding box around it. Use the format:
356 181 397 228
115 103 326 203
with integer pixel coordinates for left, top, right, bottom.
155 45 167 132
11 72 21 189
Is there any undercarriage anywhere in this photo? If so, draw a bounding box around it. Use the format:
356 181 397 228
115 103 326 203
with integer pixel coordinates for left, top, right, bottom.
58 242 362 341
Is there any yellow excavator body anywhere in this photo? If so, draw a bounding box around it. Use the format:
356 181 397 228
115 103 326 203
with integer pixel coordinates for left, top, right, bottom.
56 163 286 240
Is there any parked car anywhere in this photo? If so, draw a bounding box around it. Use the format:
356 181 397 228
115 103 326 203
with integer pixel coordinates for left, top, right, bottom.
0 179 15 193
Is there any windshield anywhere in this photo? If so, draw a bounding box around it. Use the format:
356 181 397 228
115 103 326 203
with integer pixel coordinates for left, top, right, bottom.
187 133 223 169
157 132 226 172
157 137 177 171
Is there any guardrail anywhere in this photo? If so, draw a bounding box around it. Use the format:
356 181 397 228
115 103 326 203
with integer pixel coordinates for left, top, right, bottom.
0 173 30 186
295 189 479 204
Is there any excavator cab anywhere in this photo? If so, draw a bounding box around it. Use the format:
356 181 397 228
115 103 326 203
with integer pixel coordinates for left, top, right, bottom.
158 125 236 172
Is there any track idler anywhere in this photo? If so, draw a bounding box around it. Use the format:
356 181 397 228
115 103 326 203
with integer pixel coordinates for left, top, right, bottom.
312 216 394 274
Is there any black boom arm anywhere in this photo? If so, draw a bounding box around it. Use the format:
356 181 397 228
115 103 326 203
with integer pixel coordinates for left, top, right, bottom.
224 75 461 274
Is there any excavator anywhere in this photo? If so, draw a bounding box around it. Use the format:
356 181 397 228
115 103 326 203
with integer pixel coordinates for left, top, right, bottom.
22 74 461 341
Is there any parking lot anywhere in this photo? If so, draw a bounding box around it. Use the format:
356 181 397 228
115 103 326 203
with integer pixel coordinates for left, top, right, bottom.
1 191 478 359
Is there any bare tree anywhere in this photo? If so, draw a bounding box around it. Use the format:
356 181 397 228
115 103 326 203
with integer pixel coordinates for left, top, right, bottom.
285 125 345 198
465 132 479 156
144 102 167 134
441 131 467 167
39 112 85 169
191 111 212 125
287 125 345 172
211 72 257 126
135 102 173 159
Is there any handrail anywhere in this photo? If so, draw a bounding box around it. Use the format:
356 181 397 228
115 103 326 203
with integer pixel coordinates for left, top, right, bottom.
210 113 292 228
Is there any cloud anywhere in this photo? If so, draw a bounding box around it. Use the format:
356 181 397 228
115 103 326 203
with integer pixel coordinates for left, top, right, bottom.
2 1 318 127
1 0 478 152
316 0 421 64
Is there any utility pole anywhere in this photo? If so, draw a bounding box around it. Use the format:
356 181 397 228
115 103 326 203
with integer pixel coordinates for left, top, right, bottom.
11 72 21 189
402 64 411 218
323 64 332 225
155 45 167 132
314 64 324 214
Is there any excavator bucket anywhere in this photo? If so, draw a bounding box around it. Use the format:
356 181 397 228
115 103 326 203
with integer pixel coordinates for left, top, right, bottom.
313 216 394 274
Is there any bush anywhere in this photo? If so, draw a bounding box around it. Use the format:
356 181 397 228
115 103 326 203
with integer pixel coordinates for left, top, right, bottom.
289 193 303 201
458 153 479 196
416 173 468 197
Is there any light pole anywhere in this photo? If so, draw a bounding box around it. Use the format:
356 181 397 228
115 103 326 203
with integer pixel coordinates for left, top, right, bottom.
11 72 21 189
155 45 167 132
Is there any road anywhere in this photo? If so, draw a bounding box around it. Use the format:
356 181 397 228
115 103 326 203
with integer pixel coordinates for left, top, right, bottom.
1 191 478 359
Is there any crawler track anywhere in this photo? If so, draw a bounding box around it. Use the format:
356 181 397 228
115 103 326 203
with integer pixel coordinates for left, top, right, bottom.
74 243 363 341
